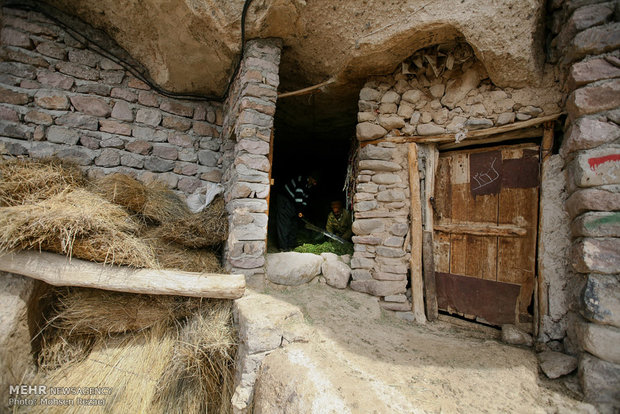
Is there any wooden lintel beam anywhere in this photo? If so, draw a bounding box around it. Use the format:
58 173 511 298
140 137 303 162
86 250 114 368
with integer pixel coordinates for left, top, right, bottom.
360 113 563 147
0 251 246 299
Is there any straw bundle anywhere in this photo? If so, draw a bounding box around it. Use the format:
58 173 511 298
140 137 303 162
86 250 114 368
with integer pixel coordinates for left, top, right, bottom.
153 300 236 414
0 157 86 206
95 174 190 224
0 189 157 268
155 196 228 248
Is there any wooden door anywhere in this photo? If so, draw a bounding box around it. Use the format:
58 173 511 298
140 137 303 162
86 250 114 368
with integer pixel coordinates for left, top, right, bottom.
433 143 540 326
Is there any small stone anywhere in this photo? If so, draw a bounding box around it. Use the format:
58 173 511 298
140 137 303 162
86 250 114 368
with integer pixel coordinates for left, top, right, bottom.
23 110 52 125
144 156 174 172
351 218 385 235
358 160 401 172
571 238 620 274
356 122 387 141
501 324 533 346
582 274 620 328
136 108 162 127
381 91 400 104
516 113 532 121
70 95 111 117
358 112 376 122
56 147 96 166
0 107 19 122
0 62 35 79
36 42 66 59
95 149 121 167
193 121 217 136
100 70 125 84
100 137 125 149
570 22 620 61
120 153 144 168
496 112 516 126
430 84 445 98
378 114 405 130
566 188 620 218
567 80 620 117
577 322 620 364
47 126 79 145
470 103 487 117
100 58 123 70
465 118 493 130
152 144 178 160
56 62 99 81
168 133 194 148
442 68 481 109
110 87 137 102
198 150 219 167
579 353 620 407
68 49 99 67
538 351 578 379
128 78 150 90
359 145 393 161
162 115 192 131
36 70 73 90
561 118 620 158
138 91 159 107
160 100 194 117
1 27 32 49
55 113 99 131
569 58 620 89
99 120 131 136
379 103 397 114
360 87 381 101
417 123 445 135
111 101 133 121
402 89 422 104
321 260 351 289
420 112 432 123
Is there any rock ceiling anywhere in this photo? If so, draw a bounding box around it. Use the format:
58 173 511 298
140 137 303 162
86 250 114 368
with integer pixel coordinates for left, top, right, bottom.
35 0 547 135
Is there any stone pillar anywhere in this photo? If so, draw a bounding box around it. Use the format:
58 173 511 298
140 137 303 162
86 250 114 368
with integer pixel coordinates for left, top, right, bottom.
550 0 620 409
221 39 282 286
350 142 412 312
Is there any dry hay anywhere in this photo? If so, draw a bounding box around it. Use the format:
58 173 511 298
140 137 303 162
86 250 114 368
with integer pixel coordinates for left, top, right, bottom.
27 293 236 414
155 196 228 248
0 188 158 268
151 239 223 273
153 300 236 414
95 174 190 224
47 288 197 336
0 157 87 206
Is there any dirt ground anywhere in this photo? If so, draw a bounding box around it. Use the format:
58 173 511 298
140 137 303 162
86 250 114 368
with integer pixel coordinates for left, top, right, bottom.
258 283 596 414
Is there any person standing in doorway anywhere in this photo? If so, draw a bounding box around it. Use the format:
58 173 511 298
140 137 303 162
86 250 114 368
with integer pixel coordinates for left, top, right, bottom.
275 174 318 251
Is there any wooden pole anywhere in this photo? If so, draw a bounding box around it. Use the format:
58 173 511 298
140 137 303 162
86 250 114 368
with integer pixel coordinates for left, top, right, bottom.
277 78 335 99
421 144 438 321
0 251 246 299
536 121 555 338
408 143 427 323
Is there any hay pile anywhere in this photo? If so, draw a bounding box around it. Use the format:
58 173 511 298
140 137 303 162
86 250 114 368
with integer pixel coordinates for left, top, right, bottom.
27 287 236 414
0 158 227 272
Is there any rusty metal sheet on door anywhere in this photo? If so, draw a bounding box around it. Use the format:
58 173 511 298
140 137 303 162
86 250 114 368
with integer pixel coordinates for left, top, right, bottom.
435 272 521 326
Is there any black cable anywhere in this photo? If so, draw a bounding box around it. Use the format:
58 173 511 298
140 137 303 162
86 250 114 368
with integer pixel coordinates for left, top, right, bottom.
4 0 254 102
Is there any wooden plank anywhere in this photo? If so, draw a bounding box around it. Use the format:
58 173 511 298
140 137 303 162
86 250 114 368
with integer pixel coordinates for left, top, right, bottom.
438 127 543 150
436 272 521 326
421 144 439 321
536 122 555 338
433 232 451 273
435 222 527 237
361 113 562 147
408 143 426 323
0 251 246 299
265 130 275 247
497 146 539 316
423 230 438 321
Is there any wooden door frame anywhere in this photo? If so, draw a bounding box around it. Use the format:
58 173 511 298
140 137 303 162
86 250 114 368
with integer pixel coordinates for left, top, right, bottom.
418 122 556 336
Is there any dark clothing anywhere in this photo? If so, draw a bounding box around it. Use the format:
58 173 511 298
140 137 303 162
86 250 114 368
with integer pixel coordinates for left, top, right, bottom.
326 209 352 240
276 194 297 250
276 176 312 250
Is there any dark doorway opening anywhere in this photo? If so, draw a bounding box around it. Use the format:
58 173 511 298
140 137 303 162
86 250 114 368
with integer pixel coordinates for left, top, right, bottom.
267 95 354 252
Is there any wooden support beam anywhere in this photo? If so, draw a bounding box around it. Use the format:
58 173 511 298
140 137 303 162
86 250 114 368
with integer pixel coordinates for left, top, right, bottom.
277 78 335 99
438 127 542 150
536 121 555 339
408 143 427 323
0 251 246 299
435 221 527 237
361 113 563 147
421 144 438 321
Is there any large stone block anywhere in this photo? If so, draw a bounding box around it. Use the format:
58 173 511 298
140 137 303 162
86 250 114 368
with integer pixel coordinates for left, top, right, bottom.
56 62 99 81
350 279 407 296
571 238 620 274
566 79 620 117
577 322 620 364
568 58 620 90
572 212 620 237
359 145 394 161
46 125 79 145
351 218 385 235
57 147 96 166
37 70 73 89
0 86 29 105
582 273 620 328
565 188 620 218
579 353 620 408
569 22 620 61
266 252 322 286
358 160 401 172
560 118 620 158
321 259 351 289
569 148 620 187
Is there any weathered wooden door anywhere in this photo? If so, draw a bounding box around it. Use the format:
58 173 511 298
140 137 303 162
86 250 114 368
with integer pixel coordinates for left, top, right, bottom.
433 143 540 326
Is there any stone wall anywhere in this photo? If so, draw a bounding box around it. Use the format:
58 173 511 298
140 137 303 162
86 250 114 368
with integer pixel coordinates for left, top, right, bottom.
349 143 412 313
0 6 223 197
356 43 562 142
220 39 281 281
549 0 620 409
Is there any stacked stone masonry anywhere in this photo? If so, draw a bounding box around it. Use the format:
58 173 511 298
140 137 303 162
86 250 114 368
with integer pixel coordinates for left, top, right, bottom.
0 7 223 197
221 39 281 278
349 142 412 312
549 0 620 410
356 43 563 142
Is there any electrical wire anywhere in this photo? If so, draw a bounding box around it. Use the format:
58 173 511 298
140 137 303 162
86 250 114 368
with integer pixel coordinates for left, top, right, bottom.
4 0 255 102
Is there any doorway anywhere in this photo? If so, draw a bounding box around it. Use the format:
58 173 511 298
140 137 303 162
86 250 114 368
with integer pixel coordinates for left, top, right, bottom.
432 143 540 327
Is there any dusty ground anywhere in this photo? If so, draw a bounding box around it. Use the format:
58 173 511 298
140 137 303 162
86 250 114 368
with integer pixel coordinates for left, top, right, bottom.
254 283 596 414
